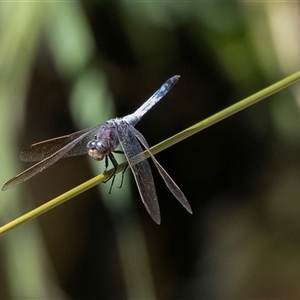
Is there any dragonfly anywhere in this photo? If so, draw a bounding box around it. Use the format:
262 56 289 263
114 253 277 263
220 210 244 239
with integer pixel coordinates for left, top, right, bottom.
2 75 192 224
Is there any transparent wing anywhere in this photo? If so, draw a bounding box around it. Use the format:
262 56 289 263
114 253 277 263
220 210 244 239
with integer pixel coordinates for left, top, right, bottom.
20 125 100 162
129 125 192 214
116 121 161 224
2 127 99 191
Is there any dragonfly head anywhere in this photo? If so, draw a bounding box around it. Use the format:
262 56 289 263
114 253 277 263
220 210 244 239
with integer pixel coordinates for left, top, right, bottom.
87 139 110 161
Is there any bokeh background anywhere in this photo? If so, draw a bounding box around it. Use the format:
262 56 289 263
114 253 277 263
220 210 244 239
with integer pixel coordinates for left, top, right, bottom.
1 2 300 299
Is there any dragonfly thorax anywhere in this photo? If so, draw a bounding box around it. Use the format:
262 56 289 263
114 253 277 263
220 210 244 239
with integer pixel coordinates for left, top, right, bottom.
87 139 111 161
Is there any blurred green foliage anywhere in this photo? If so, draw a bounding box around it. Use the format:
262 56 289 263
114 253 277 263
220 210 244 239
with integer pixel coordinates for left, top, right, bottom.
1 1 300 299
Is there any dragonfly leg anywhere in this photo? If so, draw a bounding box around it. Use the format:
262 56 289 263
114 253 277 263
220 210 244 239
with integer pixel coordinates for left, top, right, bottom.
108 175 116 194
111 150 128 189
102 153 119 194
114 150 124 154
102 150 127 193
118 162 128 188
103 156 109 173
103 155 115 184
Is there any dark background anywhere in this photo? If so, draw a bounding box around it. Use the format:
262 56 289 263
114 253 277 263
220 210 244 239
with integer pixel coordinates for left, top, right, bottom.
1 2 300 299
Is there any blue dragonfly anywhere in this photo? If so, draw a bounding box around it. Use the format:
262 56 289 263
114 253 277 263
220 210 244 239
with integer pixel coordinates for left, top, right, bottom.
2 76 192 223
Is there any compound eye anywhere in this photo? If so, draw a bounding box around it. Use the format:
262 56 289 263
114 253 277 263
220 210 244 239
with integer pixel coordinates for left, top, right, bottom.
87 140 107 161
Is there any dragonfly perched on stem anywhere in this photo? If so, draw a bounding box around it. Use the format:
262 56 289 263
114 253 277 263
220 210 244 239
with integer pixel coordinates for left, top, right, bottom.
2 75 192 224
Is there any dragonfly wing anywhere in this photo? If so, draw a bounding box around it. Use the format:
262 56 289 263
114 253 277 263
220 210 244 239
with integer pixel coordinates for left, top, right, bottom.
2 129 97 191
20 125 100 162
129 125 192 214
116 121 161 224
